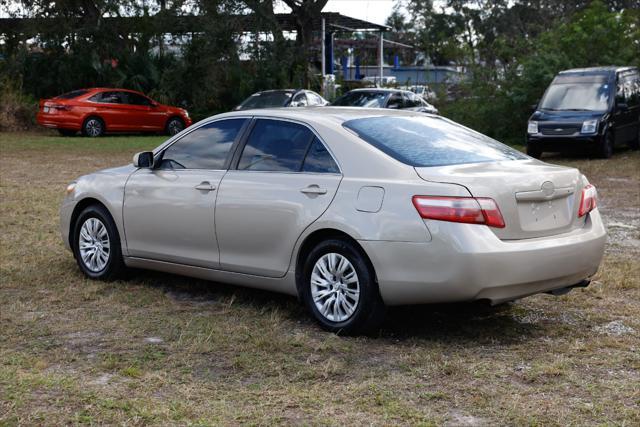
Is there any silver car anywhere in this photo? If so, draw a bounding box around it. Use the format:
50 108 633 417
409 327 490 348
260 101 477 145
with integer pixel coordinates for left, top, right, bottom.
60 108 606 334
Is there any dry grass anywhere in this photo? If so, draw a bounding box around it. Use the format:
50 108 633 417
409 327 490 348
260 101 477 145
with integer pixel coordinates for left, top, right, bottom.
1 131 639 425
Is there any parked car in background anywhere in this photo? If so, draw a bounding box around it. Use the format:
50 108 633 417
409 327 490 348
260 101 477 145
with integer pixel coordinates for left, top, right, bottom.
409 85 437 101
60 108 605 334
235 89 328 111
37 88 192 137
527 66 640 158
362 76 397 87
332 89 438 114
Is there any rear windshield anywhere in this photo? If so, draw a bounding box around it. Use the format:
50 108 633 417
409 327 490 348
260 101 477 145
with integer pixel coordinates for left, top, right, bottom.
343 116 527 167
238 92 293 110
332 91 387 108
55 90 89 99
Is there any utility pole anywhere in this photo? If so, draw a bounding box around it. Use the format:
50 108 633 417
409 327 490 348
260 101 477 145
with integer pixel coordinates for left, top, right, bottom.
321 17 326 96
379 31 383 86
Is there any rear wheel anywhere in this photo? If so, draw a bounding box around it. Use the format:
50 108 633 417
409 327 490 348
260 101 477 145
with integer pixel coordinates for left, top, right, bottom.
595 131 614 159
300 239 385 335
58 129 77 137
82 117 105 137
72 205 125 280
166 117 185 136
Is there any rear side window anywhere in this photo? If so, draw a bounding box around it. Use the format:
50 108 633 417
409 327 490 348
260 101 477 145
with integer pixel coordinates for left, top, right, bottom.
56 90 89 99
238 120 313 172
90 91 125 104
160 119 246 170
343 116 527 167
302 138 339 173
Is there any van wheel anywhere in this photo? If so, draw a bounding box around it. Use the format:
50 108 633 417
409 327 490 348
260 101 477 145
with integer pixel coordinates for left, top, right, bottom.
526 145 542 159
82 117 105 137
596 131 614 158
629 128 639 150
300 239 386 335
72 205 126 280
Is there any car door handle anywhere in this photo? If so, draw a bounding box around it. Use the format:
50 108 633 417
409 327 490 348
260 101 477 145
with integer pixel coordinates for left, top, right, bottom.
195 182 216 192
300 185 327 195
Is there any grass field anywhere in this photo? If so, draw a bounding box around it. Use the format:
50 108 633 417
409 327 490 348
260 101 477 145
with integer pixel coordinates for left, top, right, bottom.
1 131 639 425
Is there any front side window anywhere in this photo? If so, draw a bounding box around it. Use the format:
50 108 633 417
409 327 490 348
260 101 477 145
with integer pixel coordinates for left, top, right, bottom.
332 91 387 108
307 92 324 105
344 116 527 167
127 92 152 106
540 76 611 111
292 93 308 106
238 120 314 172
159 119 247 170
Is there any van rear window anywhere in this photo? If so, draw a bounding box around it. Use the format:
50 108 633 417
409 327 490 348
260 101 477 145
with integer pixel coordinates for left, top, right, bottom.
343 116 527 167
55 90 89 99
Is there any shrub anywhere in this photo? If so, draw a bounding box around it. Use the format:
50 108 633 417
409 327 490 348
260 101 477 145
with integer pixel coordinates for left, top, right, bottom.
0 77 37 132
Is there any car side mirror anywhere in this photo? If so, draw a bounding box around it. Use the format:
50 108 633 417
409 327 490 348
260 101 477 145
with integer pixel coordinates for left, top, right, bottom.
133 151 154 168
530 103 538 111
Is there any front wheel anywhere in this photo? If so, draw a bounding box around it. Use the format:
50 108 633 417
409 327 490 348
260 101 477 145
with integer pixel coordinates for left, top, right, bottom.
526 144 542 159
595 131 614 159
72 205 126 280
300 239 386 335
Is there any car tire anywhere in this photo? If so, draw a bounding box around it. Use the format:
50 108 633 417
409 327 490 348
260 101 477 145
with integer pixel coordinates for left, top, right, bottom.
58 129 77 137
629 128 640 150
82 117 105 137
166 117 185 136
595 131 614 159
300 239 386 335
72 205 126 281
526 145 542 159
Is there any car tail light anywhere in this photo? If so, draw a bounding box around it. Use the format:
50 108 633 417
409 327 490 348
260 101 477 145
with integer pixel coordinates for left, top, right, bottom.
50 104 71 111
578 184 597 217
412 196 505 228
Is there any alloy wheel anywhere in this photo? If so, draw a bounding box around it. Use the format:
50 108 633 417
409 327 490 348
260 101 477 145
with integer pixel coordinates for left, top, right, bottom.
310 253 360 322
85 119 103 137
78 218 110 272
168 119 184 135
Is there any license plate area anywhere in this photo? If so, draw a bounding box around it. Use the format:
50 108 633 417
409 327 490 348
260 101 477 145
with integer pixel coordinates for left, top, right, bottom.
517 196 573 232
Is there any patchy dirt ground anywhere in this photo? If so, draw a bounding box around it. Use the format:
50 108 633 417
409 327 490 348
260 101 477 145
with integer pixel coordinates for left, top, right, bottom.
1 132 639 425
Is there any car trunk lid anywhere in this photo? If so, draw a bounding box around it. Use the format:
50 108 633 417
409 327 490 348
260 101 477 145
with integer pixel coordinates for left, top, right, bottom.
415 160 585 240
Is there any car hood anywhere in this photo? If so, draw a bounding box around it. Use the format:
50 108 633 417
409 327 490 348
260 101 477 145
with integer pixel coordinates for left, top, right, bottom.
530 109 605 123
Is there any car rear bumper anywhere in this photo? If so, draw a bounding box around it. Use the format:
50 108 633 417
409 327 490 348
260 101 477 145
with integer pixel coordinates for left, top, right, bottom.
360 210 606 306
37 112 82 130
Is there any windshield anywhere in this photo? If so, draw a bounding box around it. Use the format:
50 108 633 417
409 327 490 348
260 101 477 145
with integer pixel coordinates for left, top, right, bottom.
238 92 293 110
343 116 527 167
332 92 387 108
539 82 610 111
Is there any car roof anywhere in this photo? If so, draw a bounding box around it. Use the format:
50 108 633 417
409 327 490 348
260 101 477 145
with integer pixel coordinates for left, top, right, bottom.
348 88 405 93
213 106 430 127
558 66 637 76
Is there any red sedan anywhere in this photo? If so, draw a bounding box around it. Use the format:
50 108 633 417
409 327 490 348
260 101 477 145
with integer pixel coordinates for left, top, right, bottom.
37 88 192 137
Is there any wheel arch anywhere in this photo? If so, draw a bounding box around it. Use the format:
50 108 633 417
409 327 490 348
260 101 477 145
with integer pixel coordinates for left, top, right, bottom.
68 197 114 250
294 228 377 298
82 115 106 134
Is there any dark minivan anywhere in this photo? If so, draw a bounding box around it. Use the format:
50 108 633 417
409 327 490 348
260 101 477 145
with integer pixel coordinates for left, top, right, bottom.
526 66 639 158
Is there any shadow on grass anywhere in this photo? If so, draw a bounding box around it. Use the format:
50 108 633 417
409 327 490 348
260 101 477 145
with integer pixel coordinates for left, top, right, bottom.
125 268 540 345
